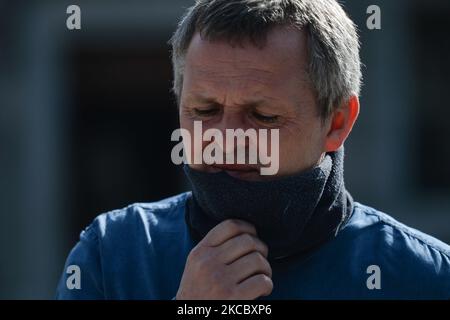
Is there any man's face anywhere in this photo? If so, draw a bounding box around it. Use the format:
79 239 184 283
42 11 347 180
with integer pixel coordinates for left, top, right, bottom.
179 26 331 180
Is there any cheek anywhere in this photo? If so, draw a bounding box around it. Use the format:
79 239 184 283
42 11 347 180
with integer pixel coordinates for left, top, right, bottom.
179 111 191 130
177 116 195 165
177 118 212 170
278 132 308 168
277 121 326 173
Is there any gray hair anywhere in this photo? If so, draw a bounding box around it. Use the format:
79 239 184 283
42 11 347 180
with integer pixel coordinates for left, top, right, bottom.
169 0 362 118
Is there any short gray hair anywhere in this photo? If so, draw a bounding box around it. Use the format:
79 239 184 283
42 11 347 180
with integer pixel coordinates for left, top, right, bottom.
169 0 362 118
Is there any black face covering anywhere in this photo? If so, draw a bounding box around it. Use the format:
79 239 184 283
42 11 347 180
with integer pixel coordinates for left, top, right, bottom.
183 147 354 260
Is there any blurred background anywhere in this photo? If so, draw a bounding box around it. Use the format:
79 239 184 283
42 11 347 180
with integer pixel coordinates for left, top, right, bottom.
0 0 449 299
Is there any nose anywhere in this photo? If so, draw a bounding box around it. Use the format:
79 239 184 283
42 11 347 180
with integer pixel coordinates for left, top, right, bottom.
202 109 257 160
215 108 247 132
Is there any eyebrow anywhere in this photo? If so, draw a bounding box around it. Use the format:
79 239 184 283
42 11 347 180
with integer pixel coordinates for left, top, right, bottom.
183 93 274 109
184 94 218 105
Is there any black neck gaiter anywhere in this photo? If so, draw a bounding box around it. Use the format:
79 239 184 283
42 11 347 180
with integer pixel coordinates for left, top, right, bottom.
183 147 354 260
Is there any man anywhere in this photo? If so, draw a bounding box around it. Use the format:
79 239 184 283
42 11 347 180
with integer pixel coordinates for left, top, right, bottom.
57 0 450 299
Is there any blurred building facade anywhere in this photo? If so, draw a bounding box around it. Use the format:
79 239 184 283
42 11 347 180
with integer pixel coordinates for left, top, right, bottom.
0 0 449 299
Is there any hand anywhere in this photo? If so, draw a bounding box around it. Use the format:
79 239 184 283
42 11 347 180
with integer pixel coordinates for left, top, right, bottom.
176 219 273 300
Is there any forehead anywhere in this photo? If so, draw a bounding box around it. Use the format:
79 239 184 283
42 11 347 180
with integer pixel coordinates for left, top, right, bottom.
184 26 310 89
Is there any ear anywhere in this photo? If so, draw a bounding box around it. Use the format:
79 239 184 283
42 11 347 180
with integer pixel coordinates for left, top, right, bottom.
325 95 360 152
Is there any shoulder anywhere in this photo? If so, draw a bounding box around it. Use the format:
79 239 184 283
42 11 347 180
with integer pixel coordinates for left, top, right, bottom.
347 202 450 257
340 202 450 297
85 192 191 241
56 192 192 299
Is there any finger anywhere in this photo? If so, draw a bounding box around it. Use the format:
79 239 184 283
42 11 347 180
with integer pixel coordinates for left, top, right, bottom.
228 251 272 284
235 274 274 300
201 219 257 247
217 233 269 264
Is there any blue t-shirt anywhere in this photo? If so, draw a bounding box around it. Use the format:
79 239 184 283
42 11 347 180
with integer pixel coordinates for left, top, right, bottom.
56 192 450 299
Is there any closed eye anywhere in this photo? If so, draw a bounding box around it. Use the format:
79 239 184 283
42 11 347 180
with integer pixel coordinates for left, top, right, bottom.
193 107 220 117
251 111 279 124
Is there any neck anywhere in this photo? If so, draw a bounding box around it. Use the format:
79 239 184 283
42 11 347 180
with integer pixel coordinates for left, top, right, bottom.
184 147 354 260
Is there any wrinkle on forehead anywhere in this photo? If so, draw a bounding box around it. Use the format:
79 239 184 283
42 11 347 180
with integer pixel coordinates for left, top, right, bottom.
185 26 310 78
193 64 276 79
182 26 316 112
